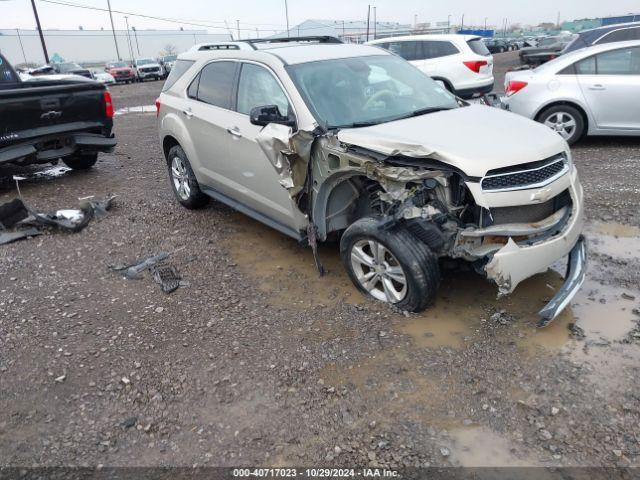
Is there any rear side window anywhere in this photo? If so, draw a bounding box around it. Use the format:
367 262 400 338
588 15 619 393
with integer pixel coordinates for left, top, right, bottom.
575 56 596 75
467 38 490 56
0 56 18 84
596 27 640 44
419 41 459 59
190 61 237 109
162 59 194 92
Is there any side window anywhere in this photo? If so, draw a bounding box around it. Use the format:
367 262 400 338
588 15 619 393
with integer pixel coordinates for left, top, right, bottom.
0 56 18 84
596 29 633 44
431 41 459 58
162 59 194 92
187 74 200 98
596 47 639 75
193 61 237 109
386 41 419 61
236 63 290 116
575 56 596 75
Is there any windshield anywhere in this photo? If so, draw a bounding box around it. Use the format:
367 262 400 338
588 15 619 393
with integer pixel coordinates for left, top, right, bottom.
108 61 128 68
537 37 558 46
287 55 459 129
58 62 83 72
136 59 155 65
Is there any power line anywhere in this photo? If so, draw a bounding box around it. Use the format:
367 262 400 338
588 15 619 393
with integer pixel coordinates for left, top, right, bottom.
36 0 288 31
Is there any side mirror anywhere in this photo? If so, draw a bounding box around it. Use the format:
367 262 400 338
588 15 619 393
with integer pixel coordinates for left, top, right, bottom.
249 105 295 127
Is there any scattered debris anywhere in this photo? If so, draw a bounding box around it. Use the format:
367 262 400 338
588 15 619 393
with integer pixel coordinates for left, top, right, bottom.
54 374 66 383
110 249 185 294
151 264 181 293
621 292 635 301
0 194 116 245
0 228 42 245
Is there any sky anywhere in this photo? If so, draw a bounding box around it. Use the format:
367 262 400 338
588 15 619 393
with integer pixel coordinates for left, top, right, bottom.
2 0 639 35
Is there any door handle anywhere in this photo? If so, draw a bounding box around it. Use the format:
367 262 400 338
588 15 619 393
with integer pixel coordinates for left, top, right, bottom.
589 84 606 91
226 126 243 138
182 108 194 119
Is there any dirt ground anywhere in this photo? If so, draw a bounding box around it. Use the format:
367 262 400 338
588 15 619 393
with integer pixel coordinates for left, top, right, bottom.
1 51 640 469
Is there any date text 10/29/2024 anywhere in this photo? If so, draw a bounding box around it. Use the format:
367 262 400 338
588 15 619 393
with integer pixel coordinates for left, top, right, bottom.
233 468 400 478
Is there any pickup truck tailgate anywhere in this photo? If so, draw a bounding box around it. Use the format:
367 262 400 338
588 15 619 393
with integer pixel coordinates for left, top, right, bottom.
0 81 108 146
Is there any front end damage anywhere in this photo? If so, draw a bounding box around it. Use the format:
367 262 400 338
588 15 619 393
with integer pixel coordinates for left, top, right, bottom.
256 123 585 326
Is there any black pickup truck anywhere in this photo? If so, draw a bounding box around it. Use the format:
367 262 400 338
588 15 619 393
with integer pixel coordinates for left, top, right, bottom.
0 53 116 171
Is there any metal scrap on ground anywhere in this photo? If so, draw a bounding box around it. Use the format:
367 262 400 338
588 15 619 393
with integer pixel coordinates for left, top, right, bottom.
110 251 185 294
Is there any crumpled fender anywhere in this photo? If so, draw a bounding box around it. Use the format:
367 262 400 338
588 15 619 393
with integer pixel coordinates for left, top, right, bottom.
337 129 436 158
255 124 316 198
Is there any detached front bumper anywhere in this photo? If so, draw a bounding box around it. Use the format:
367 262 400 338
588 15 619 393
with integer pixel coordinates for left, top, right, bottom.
537 235 587 327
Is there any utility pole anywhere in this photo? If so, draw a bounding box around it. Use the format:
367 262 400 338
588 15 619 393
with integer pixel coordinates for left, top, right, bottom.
373 7 377 39
366 5 371 42
484 17 488 31
124 16 134 64
284 0 290 37
557 11 561 29
461 14 465 30
30 0 49 64
15 29 27 64
106 0 120 60
447 14 451 32
236 20 240 40
132 26 140 55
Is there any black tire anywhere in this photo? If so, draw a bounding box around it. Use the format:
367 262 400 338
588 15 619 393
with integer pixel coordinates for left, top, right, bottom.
340 217 440 313
536 104 585 145
166 145 209 209
63 152 98 170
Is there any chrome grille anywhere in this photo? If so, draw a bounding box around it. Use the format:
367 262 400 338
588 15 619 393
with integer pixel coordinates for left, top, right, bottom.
482 155 568 192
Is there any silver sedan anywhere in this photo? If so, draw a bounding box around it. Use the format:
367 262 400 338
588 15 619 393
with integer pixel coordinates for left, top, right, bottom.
503 40 640 144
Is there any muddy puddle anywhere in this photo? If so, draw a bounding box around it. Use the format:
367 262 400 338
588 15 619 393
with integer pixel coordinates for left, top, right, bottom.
114 105 156 116
224 214 640 354
447 426 536 467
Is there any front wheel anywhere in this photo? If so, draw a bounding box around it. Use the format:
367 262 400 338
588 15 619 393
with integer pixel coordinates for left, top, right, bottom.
340 217 440 312
63 152 98 170
537 105 585 145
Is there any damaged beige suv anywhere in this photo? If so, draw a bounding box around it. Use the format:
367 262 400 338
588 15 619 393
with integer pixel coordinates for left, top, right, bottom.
157 37 586 327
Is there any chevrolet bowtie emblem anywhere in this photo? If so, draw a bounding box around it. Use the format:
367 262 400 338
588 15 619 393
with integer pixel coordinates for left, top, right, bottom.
530 186 553 202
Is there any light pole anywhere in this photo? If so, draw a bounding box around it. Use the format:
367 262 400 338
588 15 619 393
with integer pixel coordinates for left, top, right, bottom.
461 14 465 30
284 0 290 37
16 29 27 64
373 7 376 40
132 26 140 55
366 5 371 42
30 0 49 63
447 14 451 32
106 0 121 60
484 17 488 31
124 16 134 65
236 20 240 40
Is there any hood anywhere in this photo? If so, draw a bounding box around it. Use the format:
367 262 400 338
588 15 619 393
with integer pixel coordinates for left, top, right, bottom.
336 105 567 178
109 67 133 73
138 63 161 68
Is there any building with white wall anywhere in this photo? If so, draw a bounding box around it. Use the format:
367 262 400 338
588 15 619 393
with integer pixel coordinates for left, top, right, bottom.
0 29 232 66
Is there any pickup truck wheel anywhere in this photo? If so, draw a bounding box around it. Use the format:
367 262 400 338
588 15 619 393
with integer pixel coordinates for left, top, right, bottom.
340 217 440 313
167 145 209 209
537 105 585 145
63 152 98 170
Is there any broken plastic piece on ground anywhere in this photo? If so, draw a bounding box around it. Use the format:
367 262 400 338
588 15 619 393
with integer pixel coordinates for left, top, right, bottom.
24 194 116 232
111 252 170 280
0 199 28 229
151 264 181 293
0 227 42 245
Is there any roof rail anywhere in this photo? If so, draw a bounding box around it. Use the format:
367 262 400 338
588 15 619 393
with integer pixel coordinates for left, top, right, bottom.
243 36 344 49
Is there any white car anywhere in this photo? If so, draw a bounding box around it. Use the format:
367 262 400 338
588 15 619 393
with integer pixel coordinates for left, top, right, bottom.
503 40 640 144
367 34 494 98
92 71 116 85
133 58 162 81
157 37 584 325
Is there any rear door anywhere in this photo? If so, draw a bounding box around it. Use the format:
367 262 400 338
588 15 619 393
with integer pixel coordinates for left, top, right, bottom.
576 46 640 131
183 60 240 193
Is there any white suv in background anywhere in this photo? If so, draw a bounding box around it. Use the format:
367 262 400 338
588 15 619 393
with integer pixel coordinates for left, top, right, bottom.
367 34 494 98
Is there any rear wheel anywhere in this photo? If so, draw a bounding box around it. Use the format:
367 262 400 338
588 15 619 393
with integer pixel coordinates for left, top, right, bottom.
340 217 440 312
537 105 585 145
63 152 98 170
167 145 209 209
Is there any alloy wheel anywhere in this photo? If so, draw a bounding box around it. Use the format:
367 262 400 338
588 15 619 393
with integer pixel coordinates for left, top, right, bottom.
543 112 577 140
171 156 191 200
350 239 407 303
